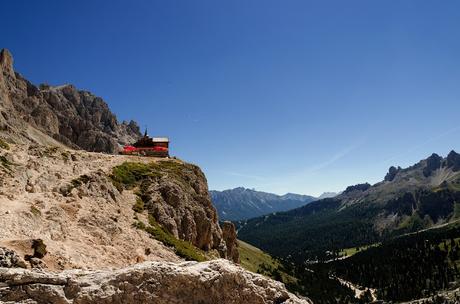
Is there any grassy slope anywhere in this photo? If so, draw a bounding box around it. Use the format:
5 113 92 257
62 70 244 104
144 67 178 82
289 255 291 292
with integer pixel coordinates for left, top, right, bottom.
339 243 380 258
238 240 279 272
238 240 297 286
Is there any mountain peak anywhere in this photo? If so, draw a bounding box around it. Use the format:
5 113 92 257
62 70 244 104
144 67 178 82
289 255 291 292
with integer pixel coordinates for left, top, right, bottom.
0 48 15 79
447 150 460 171
423 153 443 177
0 48 141 153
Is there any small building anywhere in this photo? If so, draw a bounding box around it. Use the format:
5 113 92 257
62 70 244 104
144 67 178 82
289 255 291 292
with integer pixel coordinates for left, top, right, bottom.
121 130 170 157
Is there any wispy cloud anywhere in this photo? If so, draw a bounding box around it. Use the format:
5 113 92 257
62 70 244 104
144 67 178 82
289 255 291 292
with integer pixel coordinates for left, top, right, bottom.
302 143 362 174
383 125 460 165
221 171 266 181
256 140 365 189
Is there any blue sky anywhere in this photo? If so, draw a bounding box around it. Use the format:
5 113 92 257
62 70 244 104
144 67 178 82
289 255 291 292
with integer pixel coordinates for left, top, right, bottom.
2 1 460 196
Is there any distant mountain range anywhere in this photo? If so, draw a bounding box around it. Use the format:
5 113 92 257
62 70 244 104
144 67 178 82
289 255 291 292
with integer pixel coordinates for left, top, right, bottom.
210 187 319 221
238 151 460 262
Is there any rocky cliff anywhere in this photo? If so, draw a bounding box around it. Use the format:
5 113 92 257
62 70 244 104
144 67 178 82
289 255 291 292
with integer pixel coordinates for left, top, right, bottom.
0 49 140 153
0 49 240 268
0 49 308 303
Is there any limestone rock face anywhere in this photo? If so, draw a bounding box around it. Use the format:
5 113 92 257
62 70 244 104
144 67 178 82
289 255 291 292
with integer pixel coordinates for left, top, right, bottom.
0 259 311 304
0 48 141 153
141 162 234 256
0 49 14 80
222 221 240 263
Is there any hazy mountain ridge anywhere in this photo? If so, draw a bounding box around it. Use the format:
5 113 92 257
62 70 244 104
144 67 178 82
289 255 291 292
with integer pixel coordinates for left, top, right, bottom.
317 192 339 199
210 187 317 221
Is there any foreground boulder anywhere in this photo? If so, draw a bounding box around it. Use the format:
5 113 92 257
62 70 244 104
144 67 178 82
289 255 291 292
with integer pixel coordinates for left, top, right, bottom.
0 259 311 304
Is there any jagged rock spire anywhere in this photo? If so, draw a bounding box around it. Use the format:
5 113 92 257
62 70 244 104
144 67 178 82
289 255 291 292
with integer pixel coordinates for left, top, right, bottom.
0 49 15 79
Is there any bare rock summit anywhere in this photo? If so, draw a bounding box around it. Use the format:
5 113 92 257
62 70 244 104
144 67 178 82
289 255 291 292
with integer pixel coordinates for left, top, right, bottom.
0 48 141 153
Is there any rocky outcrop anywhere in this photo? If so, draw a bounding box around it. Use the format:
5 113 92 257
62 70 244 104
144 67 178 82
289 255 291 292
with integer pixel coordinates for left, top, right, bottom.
0 247 26 268
0 146 181 270
446 150 460 171
0 48 141 153
423 153 442 177
384 166 401 182
0 49 14 80
221 221 239 263
138 161 237 258
0 259 310 304
343 183 371 194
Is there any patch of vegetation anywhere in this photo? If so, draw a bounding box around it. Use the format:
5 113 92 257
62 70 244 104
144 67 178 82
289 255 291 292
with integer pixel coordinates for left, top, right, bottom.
30 206 41 216
395 212 426 232
71 174 91 188
238 240 296 284
132 220 146 230
453 202 460 219
110 162 161 191
0 138 10 150
284 261 358 304
139 215 207 262
238 198 381 263
132 197 145 213
114 161 207 262
0 155 13 171
339 243 380 258
31 239 47 258
110 160 196 195
43 146 59 157
61 151 70 161
61 174 91 196
329 222 460 302
238 240 280 273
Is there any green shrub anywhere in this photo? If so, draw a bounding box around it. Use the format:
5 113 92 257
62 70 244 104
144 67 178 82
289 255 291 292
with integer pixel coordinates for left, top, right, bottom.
144 215 207 262
133 220 146 230
61 151 70 161
32 239 47 258
133 197 144 213
110 161 194 192
71 174 90 188
0 139 10 150
30 206 41 216
61 174 91 196
0 155 13 171
110 162 161 191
